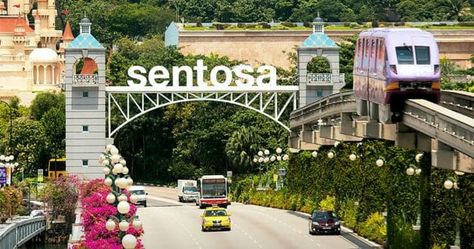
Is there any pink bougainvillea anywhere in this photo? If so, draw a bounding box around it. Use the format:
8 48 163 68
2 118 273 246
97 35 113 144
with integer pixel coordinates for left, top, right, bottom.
77 179 144 249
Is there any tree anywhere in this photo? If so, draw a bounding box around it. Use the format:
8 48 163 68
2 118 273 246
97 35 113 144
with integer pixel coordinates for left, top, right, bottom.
10 118 47 177
30 92 65 121
41 107 66 159
307 56 331 73
225 126 260 173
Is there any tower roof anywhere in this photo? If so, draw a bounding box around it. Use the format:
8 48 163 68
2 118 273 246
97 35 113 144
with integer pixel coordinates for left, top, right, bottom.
0 17 33 33
69 33 104 49
301 33 338 48
62 20 74 41
80 17 91 24
69 16 104 49
313 16 323 22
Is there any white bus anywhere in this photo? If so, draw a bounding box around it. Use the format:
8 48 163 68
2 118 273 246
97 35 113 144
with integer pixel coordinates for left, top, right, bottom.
196 175 230 209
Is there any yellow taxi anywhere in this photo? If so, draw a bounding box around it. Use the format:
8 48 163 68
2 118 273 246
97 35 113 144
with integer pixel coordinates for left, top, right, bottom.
201 206 231 231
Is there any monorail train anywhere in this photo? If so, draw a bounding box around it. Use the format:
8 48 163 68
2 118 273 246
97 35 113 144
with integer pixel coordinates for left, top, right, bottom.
353 28 441 123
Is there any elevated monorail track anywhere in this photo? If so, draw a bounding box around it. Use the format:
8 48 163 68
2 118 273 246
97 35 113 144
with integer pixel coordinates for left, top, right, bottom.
289 90 474 168
403 99 474 158
439 90 474 118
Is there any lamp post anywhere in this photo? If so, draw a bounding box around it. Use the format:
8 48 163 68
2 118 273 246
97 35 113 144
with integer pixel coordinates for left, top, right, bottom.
444 174 462 248
253 147 288 189
101 144 142 249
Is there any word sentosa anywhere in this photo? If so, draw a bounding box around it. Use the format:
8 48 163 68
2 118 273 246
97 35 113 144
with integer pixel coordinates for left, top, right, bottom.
127 60 277 88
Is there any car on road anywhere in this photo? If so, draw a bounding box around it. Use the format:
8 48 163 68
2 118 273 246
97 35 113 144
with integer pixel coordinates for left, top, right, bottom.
129 186 147 207
308 210 341 235
201 206 231 231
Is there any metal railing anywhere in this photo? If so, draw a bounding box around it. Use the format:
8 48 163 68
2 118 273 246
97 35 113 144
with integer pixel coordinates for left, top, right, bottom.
72 74 99 86
440 90 474 118
0 216 46 249
403 99 474 159
306 73 345 85
289 91 356 128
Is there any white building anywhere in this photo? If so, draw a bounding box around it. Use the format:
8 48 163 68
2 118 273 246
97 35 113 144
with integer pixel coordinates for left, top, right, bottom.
0 0 73 104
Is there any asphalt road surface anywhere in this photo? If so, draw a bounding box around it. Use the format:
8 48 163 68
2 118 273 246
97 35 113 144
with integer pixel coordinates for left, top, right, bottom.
136 186 379 249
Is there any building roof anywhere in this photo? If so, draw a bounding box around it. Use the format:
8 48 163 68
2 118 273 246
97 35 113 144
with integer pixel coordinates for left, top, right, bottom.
30 48 58 63
69 33 104 49
313 16 323 22
62 20 74 41
301 33 338 48
0 17 34 33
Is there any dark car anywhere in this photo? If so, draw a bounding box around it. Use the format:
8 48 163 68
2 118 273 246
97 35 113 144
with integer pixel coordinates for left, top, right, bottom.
308 210 341 235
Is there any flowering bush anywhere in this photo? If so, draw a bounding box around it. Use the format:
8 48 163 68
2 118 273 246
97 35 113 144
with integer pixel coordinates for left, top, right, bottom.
0 186 23 221
78 179 144 249
39 175 79 228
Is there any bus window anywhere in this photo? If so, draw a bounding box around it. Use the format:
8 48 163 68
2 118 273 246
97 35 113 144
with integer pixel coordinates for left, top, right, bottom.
48 158 67 179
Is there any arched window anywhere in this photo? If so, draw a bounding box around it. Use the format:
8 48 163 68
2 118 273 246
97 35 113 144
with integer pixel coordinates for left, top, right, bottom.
307 56 331 73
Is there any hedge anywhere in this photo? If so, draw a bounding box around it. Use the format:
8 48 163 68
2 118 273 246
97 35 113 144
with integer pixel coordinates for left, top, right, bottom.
232 140 474 248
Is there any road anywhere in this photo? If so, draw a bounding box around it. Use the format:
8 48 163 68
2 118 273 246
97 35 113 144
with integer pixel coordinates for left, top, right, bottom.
136 186 379 249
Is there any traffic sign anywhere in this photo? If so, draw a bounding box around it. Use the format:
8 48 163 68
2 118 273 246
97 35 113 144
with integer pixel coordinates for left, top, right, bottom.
37 169 44 183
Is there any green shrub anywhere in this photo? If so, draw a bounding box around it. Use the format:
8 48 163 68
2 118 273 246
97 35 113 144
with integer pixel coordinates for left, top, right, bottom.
339 199 358 229
391 216 420 249
281 22 296 27
358 212 387 244
260 22 271 29
432 243 447 249
319 195 336 211
300 198 316 213
459 21 474 27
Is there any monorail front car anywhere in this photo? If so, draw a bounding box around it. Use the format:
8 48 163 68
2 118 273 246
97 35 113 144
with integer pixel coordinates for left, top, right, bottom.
353 28 441 123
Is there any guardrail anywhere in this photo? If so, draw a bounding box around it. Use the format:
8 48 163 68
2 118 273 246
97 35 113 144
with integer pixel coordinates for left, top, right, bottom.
440 90 474 118
289 91 356 128
403 99 474 158
0 216 46 249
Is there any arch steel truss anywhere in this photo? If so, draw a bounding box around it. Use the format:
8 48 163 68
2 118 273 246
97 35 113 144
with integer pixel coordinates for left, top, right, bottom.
106 86 299 137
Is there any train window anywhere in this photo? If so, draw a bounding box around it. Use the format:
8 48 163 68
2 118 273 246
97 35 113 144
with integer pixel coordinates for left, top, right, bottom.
415 46 430 64
396 46 414 64
356 39 361 69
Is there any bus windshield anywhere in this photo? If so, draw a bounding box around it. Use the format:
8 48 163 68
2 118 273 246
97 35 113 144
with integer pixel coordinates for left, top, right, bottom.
48 160 66 171
396 46 414 64
202 179 226 198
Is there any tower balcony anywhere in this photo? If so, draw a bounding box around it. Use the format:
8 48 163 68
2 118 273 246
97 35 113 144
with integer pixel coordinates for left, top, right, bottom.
307 73 345 89
72 74 98 86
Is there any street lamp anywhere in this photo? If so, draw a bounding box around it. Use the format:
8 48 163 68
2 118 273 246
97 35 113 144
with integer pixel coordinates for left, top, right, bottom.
444 176 461 247
100 144 141 247
253 148 288 189
406 162 422 231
